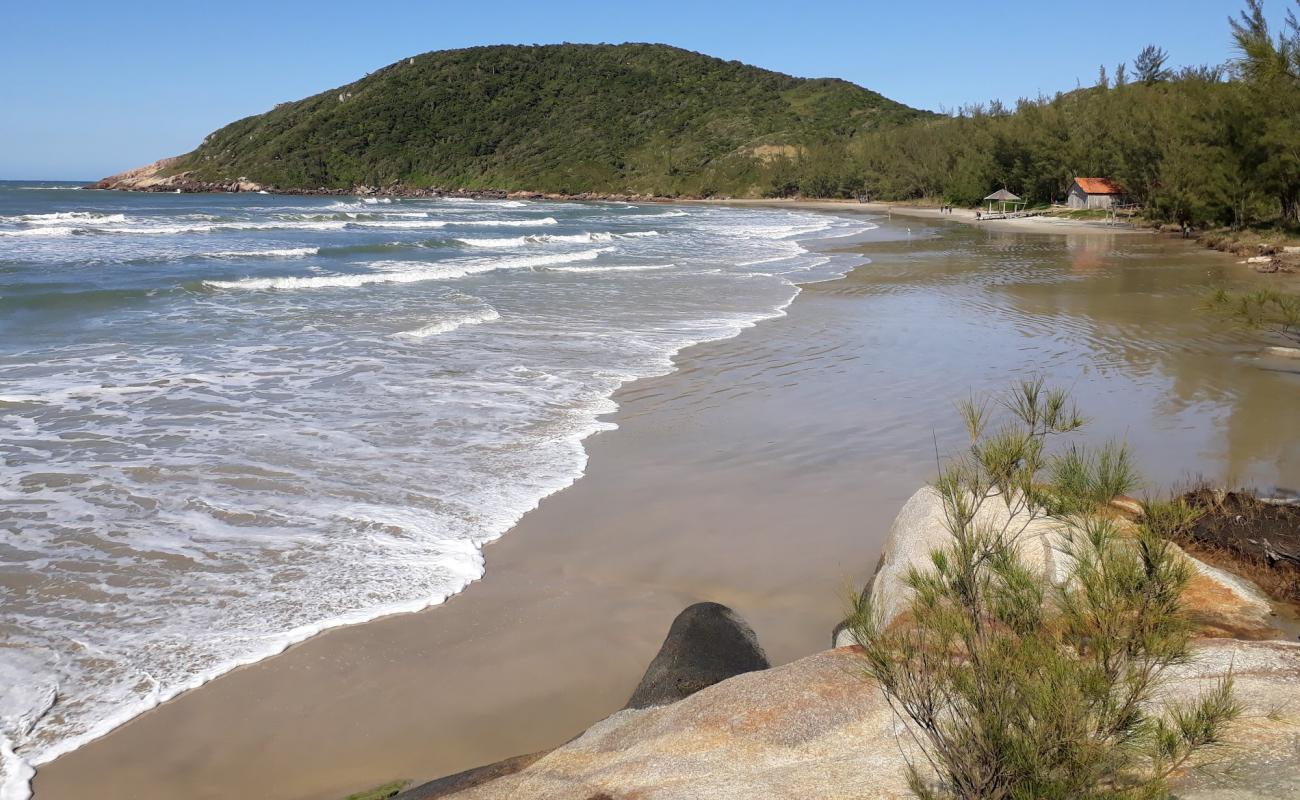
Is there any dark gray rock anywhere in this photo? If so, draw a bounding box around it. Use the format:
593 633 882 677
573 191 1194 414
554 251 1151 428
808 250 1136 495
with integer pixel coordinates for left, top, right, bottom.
624 601 769 710
395 750 549 799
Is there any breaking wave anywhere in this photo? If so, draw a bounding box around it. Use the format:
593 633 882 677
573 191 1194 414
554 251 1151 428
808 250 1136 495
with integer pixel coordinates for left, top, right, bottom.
393 307 501 338
200 247 319 259
203 248 613 290
456 231 657 248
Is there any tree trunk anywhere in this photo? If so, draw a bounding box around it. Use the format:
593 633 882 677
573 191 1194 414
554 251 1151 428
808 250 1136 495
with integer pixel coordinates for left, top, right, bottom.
1283 192 1300 226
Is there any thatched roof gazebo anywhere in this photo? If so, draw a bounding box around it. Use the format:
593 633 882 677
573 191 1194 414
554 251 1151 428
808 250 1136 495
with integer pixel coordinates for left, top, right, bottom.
983 189 1026 216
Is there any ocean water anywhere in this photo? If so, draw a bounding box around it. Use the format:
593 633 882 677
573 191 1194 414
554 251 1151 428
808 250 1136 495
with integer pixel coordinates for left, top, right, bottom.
0 181 872 797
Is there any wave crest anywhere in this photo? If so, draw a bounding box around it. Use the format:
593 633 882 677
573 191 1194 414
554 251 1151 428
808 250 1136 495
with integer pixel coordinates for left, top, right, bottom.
200 248 319 259
393 307 501 338
203 248 613 290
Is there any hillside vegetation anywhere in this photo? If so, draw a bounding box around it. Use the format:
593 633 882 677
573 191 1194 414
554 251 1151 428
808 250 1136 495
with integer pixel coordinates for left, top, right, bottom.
121 2 1300 230
165 43 925 197
798 0 1300 229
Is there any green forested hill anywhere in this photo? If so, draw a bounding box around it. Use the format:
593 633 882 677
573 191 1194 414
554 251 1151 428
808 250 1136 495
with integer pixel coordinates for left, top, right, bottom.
166 43 926 196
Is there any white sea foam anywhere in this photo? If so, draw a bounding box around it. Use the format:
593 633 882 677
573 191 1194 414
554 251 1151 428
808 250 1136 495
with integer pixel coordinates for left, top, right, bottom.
348 219 449 230
436 199 528 208
456 231 657 248
455 236 530 248
287 211 430 221
16 212 127 225
455 217 558 228
543 263 675 274
393 307 501 338
200 247 319 259
16 220 355 236
0 227 76 237
0 188 878 800
0 652 57 800
204 248 612 290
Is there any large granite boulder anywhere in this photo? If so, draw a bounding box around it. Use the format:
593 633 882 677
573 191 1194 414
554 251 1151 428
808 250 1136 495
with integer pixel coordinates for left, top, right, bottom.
834 487 1281 647
400 489 1297 800
395 751 549 800
397 602 769 800
625 602 769 710
416 639 1300 800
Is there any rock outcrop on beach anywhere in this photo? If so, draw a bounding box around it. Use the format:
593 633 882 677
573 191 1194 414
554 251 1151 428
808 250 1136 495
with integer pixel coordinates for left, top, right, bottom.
400 488 1300 800
397 602 771 799
625 601 770 710
833 486 1284 646
408 639 1300 800
91 157 268 194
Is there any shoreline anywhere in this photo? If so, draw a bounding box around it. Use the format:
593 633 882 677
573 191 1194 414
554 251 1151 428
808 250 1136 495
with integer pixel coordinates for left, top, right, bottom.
88 174 1153 238
32 204 1300 800
682 197 1155 235
91 167 1300 258
25 205 883 799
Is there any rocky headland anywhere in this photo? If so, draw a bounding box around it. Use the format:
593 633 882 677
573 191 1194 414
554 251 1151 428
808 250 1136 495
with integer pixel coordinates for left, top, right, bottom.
87 159 709 203
375 487 1300 800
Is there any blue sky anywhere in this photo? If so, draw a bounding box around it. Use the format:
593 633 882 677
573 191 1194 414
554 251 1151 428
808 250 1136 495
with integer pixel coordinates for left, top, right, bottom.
0 0 1284 180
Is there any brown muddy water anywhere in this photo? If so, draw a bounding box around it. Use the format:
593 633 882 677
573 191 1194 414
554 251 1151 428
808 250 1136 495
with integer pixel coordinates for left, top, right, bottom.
34 214 1300 800
815 219 1299 497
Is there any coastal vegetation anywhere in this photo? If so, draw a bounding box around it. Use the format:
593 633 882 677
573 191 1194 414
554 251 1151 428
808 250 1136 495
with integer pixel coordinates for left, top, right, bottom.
846 381 1240 799
1209 287 1300 344
785 1 1300 231
1211 287 1300 344
164 43 925 197
114 2 1300 234
344 781 408 800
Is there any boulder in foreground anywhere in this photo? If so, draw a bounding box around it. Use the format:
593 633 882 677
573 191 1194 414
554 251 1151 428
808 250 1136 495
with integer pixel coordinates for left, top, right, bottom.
418 640 1300 799
625 601 769 710
835 486 1283 646
396 602 768 799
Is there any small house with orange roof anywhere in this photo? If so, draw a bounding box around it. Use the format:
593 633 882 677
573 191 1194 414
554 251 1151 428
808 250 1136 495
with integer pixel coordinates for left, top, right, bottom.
1067 177 1125 210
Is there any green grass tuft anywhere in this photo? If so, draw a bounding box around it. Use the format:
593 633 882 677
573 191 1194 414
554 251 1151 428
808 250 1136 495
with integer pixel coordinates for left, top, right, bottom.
343 780 409 800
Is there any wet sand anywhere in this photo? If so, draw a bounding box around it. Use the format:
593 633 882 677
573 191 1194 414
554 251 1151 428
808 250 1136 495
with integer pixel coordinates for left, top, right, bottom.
686 196 1152 235
35 216 1300 800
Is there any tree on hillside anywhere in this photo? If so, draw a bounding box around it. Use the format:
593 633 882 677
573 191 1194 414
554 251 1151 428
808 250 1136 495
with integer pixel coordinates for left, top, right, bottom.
1135 45 1173 84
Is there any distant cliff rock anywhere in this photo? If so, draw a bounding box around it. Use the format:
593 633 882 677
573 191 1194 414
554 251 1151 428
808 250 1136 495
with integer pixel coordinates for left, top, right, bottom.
91 157 265 193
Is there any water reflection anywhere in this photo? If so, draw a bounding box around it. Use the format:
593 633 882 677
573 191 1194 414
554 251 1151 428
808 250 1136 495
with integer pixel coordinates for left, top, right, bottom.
822 222 1299 495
